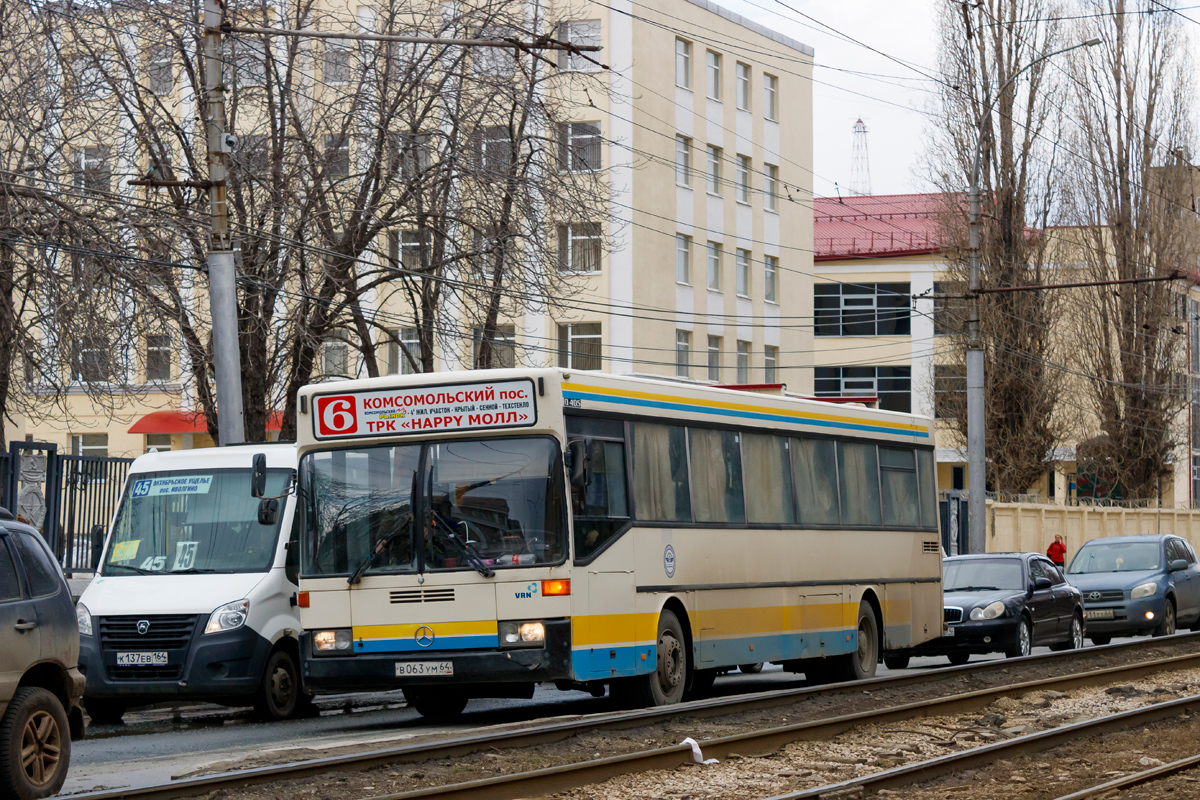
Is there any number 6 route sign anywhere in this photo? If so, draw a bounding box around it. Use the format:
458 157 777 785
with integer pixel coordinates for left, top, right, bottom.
312 378 537 440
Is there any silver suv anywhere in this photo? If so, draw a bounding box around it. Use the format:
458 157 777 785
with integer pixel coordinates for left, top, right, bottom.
0 518 85 799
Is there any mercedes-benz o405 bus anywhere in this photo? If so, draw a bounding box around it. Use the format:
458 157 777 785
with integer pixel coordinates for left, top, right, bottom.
293 369 942 717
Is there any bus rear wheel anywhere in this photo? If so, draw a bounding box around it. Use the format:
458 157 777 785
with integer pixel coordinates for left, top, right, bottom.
815 600 880 683
403 687 469 721
613 609 687 707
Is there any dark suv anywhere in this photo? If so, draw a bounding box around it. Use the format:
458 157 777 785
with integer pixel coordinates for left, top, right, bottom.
0 517 85 799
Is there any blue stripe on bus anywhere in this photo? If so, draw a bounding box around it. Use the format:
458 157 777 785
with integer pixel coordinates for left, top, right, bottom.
571 644 657 681
354 634 500 654
562 390 930 439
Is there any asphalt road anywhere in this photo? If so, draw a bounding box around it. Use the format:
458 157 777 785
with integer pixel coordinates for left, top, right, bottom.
62 636 1144 795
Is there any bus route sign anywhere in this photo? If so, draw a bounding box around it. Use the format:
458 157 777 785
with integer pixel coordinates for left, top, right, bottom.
312 378 538 440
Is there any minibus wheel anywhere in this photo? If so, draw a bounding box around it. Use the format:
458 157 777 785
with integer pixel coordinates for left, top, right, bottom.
253 650 300 720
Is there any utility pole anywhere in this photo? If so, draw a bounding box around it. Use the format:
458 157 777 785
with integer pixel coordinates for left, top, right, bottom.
204 0 244 445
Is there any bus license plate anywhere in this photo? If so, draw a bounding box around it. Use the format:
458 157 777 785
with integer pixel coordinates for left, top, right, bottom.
395 661 453 677
116 651 168 666
1087 609 1115 620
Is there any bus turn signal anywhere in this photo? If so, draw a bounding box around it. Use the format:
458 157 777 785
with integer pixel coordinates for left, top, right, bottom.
542 579 571 596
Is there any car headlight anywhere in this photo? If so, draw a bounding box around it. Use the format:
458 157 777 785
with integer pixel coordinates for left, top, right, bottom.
499 620 545 648
970 600 1006 621
312 628 353 653
1131 582 1158 599
204 599 249 634
76 603 93 637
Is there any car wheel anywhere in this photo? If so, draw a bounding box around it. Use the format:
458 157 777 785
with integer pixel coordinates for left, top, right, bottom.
253 650 300 720
883 654 910 670
611 609 688 707
1005 617 1032 658
1069 613 1085 649
1090 635 1112 646
947 652 970 666
402 687 469 721
1153 599 1177 637
0 687 71 800
737 663 763 674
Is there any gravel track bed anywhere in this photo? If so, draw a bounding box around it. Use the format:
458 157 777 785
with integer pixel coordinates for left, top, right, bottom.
187 642 1200 800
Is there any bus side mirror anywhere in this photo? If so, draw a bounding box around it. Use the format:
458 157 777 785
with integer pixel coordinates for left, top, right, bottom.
284 540 298 585
251 453 267 498
258 498 279 526
566 440 589 489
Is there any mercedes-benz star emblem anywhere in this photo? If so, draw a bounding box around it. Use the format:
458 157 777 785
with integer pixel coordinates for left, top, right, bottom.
1089 592 1101 601
136 620 151 635
415 625 435 648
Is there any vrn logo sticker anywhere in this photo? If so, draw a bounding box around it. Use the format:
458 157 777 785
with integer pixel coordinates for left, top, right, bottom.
514 583 539 599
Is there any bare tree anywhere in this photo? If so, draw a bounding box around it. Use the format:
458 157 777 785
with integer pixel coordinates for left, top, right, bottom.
924 0 1069 496
1064 0 1195 501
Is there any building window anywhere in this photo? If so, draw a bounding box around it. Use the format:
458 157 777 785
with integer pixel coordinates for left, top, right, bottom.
706 242 721 290
764 345 778 383
558 121 601 171
557 223 602 273
675 38 691 89
705 50 722 100
707 335 721 381
72 335 110 382
736 341 750 383
389 230 431 271
558 322 602 370
735 62 750 110
676 330 691 377
323 40 352 83
389 131 431 178
148 141 172 175
735 155 750 203
675 135 691 186
71 434 108 458
478 126 513 171
71 56 107 98
706 145 721 194
815 366 912 413
146 334 171 382
557 20 601 71
1190 299 1199 373
388 327 422 374
676 234 691 284
934 363 967 420
235 39 267 87
764 255 778 302
322 337 349 377
763 73 778 120
736 249 750 297
933 280 966 336
148 48 173 96
814 282 911 336
76 147 110 192
763 164 778 211
473 325 516 368
145 434 172 453
325 134 350 178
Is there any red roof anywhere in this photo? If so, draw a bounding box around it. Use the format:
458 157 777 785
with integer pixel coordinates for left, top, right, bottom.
814 192 952 261
128 409 283 434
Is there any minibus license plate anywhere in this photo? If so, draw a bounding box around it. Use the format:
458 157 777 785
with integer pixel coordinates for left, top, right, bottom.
395 661 453 677
117 652 168 666
1087 609 1115 620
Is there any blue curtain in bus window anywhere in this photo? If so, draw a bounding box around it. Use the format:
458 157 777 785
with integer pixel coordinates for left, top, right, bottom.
742 433 795 524
879 447 920 527
791 438 840 525
837 442 881 527
917 450 937 528
688 428 745 523
632 423 692 522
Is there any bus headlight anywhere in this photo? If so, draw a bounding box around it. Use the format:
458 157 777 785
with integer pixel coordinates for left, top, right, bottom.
76 603 93 637
1131 582 1158 599
204 599 249 634
970 601 1006 621
499 620 545 648
312 629 353 653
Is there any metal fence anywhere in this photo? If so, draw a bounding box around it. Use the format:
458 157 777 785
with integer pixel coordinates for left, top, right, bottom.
0 443 133 574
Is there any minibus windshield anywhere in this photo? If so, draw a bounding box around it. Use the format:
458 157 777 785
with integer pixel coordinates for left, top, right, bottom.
102 469 291 575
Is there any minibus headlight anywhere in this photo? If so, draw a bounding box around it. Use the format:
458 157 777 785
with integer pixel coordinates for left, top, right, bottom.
204 599 250 634
499 620 545 648
1131 582 1158 599
76 603 93 637
313 629 353 653
970 600 1006 621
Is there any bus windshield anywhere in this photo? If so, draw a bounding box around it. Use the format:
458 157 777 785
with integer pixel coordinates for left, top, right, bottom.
302 436 566 577
103 469 291 575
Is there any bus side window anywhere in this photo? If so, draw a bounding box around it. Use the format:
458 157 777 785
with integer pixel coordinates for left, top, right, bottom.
571 438 630 560
837 441 882 527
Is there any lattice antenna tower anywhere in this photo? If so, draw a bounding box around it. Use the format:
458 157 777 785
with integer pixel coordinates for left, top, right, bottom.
850 118 872 195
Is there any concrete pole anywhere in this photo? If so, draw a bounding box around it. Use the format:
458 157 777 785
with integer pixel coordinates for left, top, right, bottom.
204 0 245 444
966 183 985 554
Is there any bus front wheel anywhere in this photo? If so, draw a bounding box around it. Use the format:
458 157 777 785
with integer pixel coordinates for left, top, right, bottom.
614 609 688 707
403 687 468 721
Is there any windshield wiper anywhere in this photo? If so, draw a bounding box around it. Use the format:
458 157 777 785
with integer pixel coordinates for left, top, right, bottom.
348 513 413 586
431 510 495 578
170 568 222 574
948 585 1001 592
104 563 157 575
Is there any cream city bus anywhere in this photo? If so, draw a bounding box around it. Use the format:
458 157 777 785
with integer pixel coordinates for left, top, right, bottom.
292 369 942 717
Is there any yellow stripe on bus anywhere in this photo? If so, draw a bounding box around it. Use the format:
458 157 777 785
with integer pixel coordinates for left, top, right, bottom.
572 613 661 646
353 620 498 640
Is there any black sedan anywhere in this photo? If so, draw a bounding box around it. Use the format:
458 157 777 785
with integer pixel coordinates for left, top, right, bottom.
885 553 1085 668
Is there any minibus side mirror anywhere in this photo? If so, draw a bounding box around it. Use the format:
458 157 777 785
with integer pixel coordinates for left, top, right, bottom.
566 440 589 488
251 453 267 498
258 497 279 526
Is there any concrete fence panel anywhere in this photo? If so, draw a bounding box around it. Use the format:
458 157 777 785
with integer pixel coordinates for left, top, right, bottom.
987 502 1200 564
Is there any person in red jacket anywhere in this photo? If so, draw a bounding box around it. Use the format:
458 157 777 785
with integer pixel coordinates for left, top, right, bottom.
1047 535 1067 570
